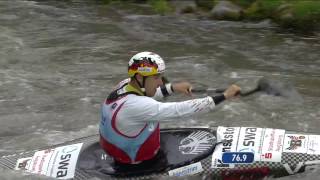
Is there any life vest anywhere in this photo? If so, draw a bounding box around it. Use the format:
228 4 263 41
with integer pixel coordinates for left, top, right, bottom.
99 87 160 164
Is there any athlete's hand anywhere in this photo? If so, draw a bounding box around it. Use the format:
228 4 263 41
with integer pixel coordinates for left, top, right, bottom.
223 84 241 99
172 82 193 96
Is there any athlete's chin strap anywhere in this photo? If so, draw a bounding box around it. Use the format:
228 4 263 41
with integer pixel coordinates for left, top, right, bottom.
133 74 147 95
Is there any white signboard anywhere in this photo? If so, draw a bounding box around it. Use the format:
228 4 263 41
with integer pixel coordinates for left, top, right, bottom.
29 148 55 175
212 127 240 168
212 127 287 168
260 128 285 162
16 143 83 179
15 157 32 170
307 135 320 154
237 127 264 161
283 134 308 153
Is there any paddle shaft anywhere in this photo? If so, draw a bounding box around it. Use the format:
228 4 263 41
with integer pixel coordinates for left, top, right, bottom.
191 88 225 94
192 86 260 97
192 78 284 97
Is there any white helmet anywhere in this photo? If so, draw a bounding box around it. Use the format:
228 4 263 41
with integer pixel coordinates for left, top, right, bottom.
128 52 165 77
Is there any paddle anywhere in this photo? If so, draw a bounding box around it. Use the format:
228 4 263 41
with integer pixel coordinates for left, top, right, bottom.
192 77 285 97
191 88 225 94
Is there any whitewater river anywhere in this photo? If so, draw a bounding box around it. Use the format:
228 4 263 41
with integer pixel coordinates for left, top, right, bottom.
0 0 320 179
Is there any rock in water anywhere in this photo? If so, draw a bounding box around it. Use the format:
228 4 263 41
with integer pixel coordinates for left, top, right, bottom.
210 1 243 21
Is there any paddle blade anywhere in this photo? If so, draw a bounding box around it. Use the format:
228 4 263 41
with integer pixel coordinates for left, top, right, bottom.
258 78 303 100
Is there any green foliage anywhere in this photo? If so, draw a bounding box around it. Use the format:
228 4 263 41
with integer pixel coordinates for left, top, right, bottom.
148 0 173 15
240 0 320 31
281 1 320 30
260 0 283 14
230 0 256 8
244 1 262 19
244 0 285 20
291 1 320 19
97 0 320 31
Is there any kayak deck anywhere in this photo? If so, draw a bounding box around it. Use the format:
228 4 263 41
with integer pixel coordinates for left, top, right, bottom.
78 128 216 177
2 127 320 180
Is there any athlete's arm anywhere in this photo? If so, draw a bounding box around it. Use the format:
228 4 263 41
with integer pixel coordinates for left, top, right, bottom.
152 82 192 100
152 83 174 100
119 95 225 123
121 84 240 123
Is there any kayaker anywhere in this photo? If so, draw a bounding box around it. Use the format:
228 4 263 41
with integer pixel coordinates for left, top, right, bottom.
99 51 240 165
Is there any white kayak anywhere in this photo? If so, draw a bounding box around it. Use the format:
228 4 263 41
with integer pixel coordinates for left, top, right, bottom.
1 126 320 180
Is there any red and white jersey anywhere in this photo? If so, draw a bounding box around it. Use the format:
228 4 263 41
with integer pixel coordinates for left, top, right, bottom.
100 80 217 164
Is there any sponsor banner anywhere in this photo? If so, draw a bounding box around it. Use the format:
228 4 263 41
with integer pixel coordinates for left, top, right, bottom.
212 127 287 167
49 143 83 179
23 143 83 179
222 152 255 164
168 162 203 177
260 128 285 162
29 148 55 175
307 135 320 155
212 144 235 168
15 157 32 170
236 127 264 161
212 127 240 168
283 134 308 153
